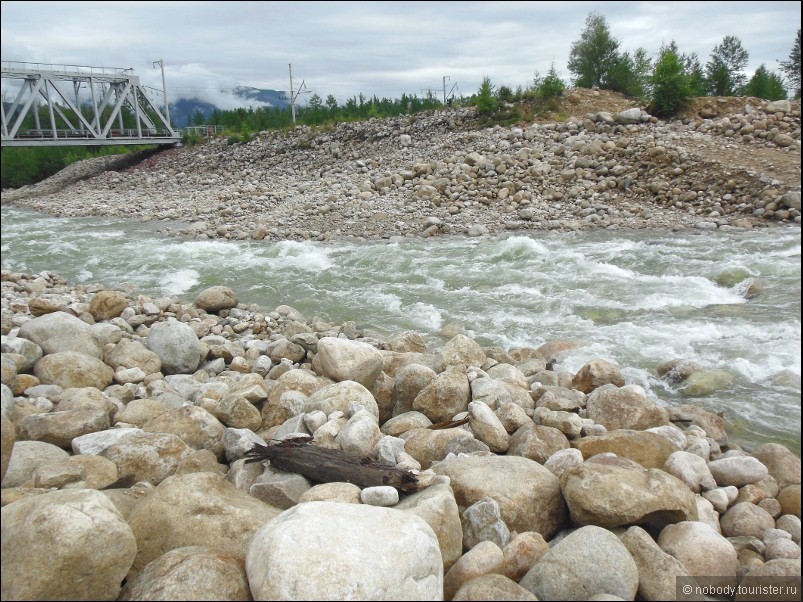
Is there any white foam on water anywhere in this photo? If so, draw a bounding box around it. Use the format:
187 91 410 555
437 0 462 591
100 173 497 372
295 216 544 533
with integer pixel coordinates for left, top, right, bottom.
410 303 443 331
422 275 446 290
765 243 801 259
587 262 636 278
50 241 80 253
559 341 619 373
85 229 126 240
489 236 550 259
632 281 746 310
170 239 238 256
729 356 800 385
368 291 403 314
76 269 94 282
159 269 201 296
491 283 547 298
272 240 334 271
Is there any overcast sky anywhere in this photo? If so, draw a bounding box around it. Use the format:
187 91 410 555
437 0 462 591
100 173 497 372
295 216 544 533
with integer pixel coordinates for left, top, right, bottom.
1 1 800 108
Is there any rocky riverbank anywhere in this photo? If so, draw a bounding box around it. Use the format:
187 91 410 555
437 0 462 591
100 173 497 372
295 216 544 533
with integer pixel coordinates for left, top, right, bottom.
1 270 800 600
2 91 801 242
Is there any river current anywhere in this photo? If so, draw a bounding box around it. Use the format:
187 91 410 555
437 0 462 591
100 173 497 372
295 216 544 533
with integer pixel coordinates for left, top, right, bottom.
2 205 800 453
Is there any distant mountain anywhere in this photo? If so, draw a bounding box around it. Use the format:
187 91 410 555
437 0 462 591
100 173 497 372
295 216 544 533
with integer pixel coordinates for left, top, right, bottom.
169 87 290 128
233 86 290 108
169 98 218 128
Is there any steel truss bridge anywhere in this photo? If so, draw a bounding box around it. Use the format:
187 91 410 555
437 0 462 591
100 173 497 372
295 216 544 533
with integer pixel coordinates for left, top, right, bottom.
1 61 181 147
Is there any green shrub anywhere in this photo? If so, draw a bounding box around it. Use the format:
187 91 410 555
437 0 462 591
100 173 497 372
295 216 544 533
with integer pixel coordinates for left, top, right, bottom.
497 85 514 102
476 76 497 115
743 65 787 100
536 63 566 100
650 46 692 117
182 132 201 147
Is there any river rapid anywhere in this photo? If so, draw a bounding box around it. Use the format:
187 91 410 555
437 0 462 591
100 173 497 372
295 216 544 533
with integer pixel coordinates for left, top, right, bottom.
2 205 800 453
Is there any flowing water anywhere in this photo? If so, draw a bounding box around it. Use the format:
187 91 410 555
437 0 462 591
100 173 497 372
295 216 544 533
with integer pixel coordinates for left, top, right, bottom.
2 204 800 453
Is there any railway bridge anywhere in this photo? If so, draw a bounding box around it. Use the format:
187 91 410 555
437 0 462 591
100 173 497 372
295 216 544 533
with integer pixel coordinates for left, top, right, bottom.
1 61 181 147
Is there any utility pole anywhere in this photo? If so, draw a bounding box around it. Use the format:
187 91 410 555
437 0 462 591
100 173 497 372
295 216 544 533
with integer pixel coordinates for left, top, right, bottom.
443 77 458 106
288 63 308 125
153 58 171 129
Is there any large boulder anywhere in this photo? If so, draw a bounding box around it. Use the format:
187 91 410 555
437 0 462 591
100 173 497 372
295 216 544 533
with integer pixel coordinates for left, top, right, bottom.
89 290 129 321
127 472 281 577
119 545 250 601
452 574 537 601
668 405 727 443
502 532 549 582
657 521 738 577
1 439 70 487
720 502 775 538
436 334 486 371
312 337 384 388
401 427 488 469
17 407 111 449
432 454 567 539
104 339 162 375
443 540 505 600
142 405 226 459
470 376 515 409
18 311 102 358
468 400 510 453
304 380 379 420
572 359 625 393
246 501 443 600
395 483 464 572
664 450 717 493
95 430 195 485
585 385 669 430
620 525 697 601
393 363 437 415
707 456 770 487
520 525 639 601
1 489 136 600
561 461 698 529
33 351 114 390
114 398 175 427
508 423 570 464
751 443 801 489
194 286 239 312
146 320 202 375
1 335 43 372
572 429 680 469
413 366 471 423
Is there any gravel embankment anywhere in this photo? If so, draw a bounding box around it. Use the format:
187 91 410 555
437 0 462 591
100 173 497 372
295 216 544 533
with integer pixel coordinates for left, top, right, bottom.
2 93 800 242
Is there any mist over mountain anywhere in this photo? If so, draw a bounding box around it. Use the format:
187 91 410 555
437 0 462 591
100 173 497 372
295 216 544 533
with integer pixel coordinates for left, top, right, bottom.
170 86 290 127
232 86 289 107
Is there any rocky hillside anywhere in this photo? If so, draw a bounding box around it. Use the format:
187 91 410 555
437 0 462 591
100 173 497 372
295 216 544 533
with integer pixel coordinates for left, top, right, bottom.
3 90 800 241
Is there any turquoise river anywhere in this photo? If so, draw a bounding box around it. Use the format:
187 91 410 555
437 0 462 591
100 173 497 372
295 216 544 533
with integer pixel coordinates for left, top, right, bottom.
1 205 800 453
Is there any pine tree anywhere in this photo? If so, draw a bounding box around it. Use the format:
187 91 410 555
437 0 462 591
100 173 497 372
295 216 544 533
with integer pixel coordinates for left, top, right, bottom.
650 42 693 117
744 65 788 100
475 76 497 115
778 29 801 98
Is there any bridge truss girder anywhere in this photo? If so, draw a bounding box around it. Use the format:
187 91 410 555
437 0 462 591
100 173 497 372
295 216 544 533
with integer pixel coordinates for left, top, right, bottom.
1 62 181 147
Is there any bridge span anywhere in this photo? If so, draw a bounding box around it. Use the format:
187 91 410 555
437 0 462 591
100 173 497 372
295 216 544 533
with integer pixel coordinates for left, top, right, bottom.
1 61 181 148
